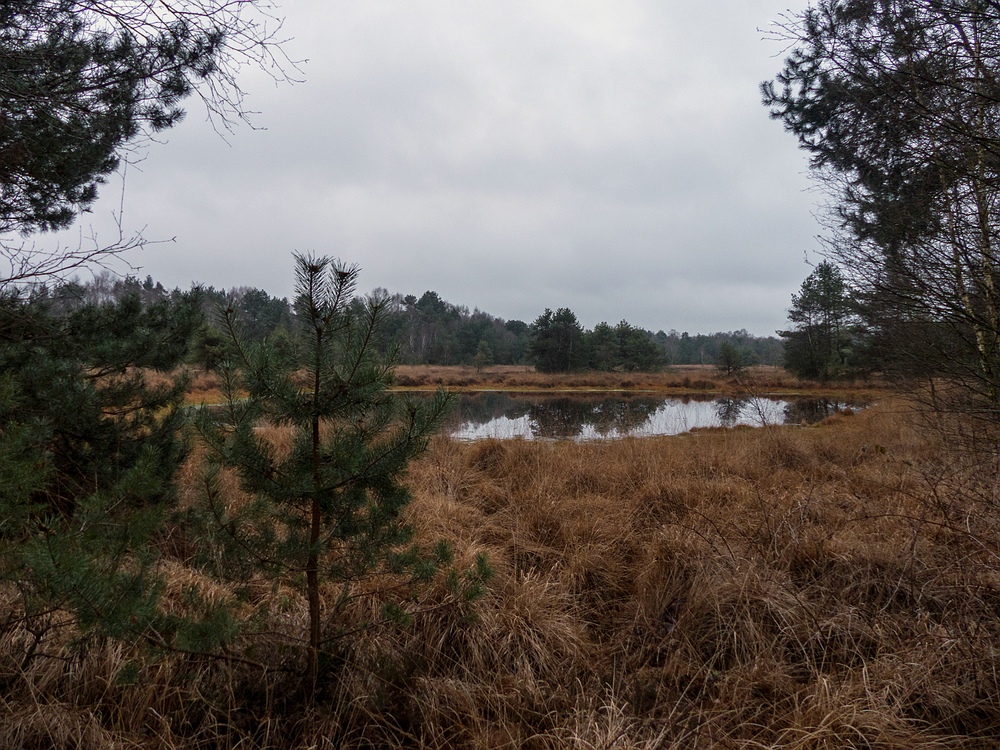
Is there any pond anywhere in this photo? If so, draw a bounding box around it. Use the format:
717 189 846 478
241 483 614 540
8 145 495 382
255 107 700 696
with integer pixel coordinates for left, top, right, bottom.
438 392 865 441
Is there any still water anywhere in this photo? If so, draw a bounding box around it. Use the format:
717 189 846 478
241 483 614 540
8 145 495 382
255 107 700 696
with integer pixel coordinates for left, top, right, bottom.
439 392 863 441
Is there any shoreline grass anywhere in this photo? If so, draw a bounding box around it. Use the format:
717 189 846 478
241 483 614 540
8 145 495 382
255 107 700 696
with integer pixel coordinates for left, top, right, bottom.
5 393 996 748
173 364 886 406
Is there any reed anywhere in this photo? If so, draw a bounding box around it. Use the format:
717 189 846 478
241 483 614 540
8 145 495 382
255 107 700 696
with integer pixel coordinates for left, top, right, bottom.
3 399 998 748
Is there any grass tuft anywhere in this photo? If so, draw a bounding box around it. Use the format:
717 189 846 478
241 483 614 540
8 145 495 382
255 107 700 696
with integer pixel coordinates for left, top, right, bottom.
5 397 1000 747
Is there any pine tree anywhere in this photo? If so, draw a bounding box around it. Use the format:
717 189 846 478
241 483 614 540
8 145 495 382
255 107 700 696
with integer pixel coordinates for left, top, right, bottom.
528 307 587 372
716 340 751 376
195 254 487 699
763 0 1000 406
0 286 235 659
1 0 292 286
780 262 857 379
472 339 494 372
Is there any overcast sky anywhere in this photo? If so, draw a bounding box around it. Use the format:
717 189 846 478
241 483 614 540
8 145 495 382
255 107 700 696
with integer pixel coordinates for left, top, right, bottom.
57 0 819 336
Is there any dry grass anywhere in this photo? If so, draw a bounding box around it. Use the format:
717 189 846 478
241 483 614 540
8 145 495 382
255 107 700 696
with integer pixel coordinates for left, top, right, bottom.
391 364 878 397
4 398 1000 748
169 364 884 404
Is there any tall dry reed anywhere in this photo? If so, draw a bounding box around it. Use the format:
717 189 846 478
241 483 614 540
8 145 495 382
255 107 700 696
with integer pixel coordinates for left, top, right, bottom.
3 400 999 748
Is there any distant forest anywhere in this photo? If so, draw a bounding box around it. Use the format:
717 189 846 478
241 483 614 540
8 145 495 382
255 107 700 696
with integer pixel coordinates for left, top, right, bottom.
45 272 784 371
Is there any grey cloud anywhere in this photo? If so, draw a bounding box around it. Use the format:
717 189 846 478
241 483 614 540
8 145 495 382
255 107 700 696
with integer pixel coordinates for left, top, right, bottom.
48 0 818 337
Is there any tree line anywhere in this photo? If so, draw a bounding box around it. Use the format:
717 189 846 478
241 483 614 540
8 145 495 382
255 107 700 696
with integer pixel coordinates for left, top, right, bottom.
42 260 898 383
39 273 785 372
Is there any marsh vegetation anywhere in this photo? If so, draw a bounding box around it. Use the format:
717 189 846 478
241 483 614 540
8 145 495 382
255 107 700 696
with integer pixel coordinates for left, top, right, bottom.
4 386 1000 748
6 1 1000 746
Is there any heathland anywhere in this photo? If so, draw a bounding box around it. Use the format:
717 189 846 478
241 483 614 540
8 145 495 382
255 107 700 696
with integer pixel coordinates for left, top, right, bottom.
8 1 1000 746
4 366 999 749
178 364 881 404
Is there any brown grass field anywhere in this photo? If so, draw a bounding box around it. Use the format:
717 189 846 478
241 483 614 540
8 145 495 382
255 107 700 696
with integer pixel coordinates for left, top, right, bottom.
176 364 883 405
378 364 881 398
4 382 1000 748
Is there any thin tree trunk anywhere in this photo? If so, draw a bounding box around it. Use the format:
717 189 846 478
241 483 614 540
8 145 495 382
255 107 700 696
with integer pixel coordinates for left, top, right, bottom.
305 333 323 702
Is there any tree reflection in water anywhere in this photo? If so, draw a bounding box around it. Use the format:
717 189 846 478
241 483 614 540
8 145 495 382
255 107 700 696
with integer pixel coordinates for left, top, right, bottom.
715 397 747 428
528 397 662 439
783 398 854 425
440 392 867 440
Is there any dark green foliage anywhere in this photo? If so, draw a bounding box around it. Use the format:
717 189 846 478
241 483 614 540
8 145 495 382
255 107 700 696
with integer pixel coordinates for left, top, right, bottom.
780 262 861 379
403 290 462 363
230 287 292 342
761 0 991 247
528 307 588 372
472 339 494 371
0 0 226 235
0 290 198 511
195 255 485 697
763 1 1000 408
385 291 529 366
658 329 783 366
588 322 619 371
716 340 752 376
587 320 667 372
184 285 295 369
191 323 233 371
503 320 530 363
0 287 233 653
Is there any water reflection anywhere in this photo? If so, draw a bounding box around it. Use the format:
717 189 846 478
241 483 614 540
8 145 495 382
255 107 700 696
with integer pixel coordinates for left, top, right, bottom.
715 397 745 428
528 396 662 438
782 398 854 425
442 392 865 441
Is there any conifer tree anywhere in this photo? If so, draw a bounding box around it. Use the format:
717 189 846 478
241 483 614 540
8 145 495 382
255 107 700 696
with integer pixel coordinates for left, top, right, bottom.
196 254 486 699
763 0 1000 406
716 340 752 376
472 339 494 372
528 307 587 372
780 262 857 379
0 287 234 660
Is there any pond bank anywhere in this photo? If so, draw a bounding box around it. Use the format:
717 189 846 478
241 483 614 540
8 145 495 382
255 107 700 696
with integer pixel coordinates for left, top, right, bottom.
390 364 885 400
